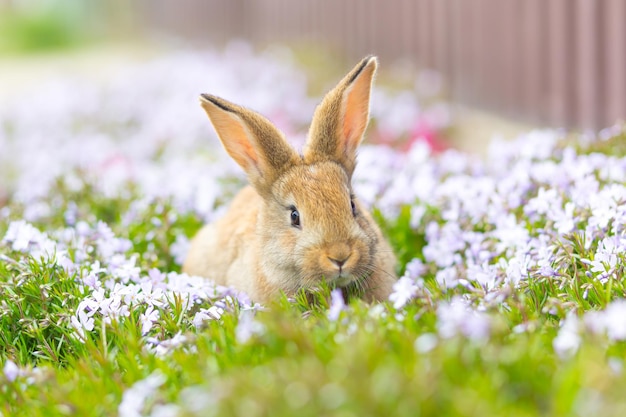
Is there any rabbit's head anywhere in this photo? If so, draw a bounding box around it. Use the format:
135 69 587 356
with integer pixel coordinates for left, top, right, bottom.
200 56 385 293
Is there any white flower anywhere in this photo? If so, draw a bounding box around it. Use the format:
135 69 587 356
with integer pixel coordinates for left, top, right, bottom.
492 213 530 254
414 333 438 353
235 310 265 343
140 306 160 335
404 258 426 280
437 297 490 341
192 306 225 328
435 266 459 289
422 221 464 268
146 268 167 288
169 235 190 266
149 404 181 417
585 299 626 341
2 220 57 259
102 296 130 323
389 276 419 309
139 282 166 308
327 289 346 321
3 360 20 382
524 188 561 220
553 202 576 235
70 309 95 340
553 313 581 359
582 236 624 282
145 333 188 356
109 255 141 284
118 371 166 417
501 252 531 286
465 262 498 290
3 220 42 251
81 261 106 289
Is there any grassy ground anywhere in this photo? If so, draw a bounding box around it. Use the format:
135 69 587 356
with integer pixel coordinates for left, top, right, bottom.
2 45 626 417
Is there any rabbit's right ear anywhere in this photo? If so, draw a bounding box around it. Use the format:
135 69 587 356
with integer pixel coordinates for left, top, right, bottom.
304 56 377 178
200 94 300 195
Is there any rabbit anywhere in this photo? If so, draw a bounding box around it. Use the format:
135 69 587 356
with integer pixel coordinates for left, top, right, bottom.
183 56 397 303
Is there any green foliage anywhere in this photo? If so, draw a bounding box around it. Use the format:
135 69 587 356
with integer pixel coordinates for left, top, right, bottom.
374 205 430 274
0 7 83 54
0 256 85 365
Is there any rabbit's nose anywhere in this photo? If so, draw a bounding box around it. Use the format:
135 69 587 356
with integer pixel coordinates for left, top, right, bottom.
328 255 350 269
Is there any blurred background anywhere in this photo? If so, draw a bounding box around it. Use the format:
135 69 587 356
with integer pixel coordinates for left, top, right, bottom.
1 0 625 151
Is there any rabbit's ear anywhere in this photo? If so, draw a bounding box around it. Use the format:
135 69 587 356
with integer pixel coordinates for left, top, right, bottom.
304 56 377 177
200 94 300 194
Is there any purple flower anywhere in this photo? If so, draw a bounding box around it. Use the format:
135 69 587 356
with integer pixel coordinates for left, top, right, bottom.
3 360 20 382
404 258 426 280
327 289 346 321
389 276 419 309
139 306 160 335
235 310 265 343
437 297 491 341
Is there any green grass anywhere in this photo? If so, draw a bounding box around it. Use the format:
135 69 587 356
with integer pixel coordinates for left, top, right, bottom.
2 265 626 417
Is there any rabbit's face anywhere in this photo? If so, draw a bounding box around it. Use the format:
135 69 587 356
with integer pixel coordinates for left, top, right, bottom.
261 161 376 289
195 56 390 297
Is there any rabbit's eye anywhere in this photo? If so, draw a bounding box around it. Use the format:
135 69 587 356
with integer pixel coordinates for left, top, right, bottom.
290 207 301 228
350 199 357 217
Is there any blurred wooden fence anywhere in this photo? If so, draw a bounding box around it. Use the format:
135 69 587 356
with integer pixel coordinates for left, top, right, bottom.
139 0 625 131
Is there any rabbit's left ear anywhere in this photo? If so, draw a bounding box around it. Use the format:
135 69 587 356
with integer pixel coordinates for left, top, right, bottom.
199 94 300 196
304 56 377 177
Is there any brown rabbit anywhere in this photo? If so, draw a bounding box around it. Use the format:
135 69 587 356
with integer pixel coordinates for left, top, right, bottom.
183 56 397 303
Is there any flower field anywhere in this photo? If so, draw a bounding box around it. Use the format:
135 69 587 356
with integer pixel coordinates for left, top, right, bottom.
2 45 626 416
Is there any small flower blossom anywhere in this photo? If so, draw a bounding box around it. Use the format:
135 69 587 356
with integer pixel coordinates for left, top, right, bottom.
192 305 225 328
582 237 624 283
404 258 426 280
139 282 166 308
435 266 459 289
70 309 95 340
553 312 581 359
327 289 346 321
3 360 20 382
170 235 190 266
145 333 188 356
235 310 265 344
118 371 166 417
414 333 438 353
3 220 43 251
140 306 160 335
389 276 420 309
585 299 626 341
437 297 491 341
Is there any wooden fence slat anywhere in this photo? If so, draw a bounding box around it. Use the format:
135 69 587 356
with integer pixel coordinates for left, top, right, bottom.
431 0 449 75
605 0 626 126
576 0 601 130
134 0 626 131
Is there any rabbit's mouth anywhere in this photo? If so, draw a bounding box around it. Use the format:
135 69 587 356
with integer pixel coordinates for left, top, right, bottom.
331 274 354 287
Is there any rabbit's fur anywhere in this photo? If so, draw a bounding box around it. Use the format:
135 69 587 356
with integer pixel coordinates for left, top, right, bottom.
183 56 397 303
